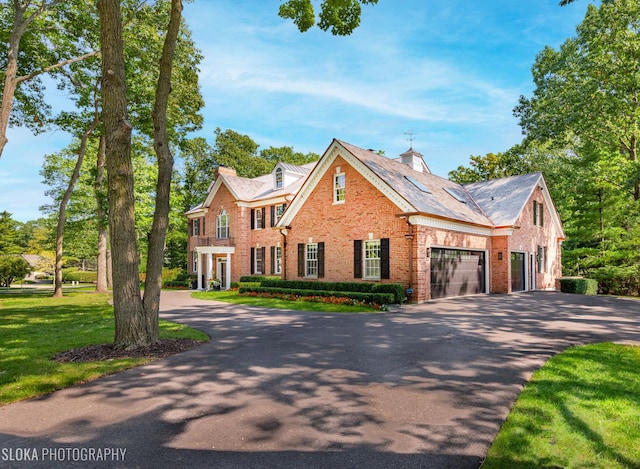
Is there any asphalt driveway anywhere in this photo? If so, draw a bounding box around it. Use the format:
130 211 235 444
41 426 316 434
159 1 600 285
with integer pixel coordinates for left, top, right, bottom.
1 291 639 468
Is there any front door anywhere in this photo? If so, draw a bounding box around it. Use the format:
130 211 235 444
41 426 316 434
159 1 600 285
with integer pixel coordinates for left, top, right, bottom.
216 258 227 290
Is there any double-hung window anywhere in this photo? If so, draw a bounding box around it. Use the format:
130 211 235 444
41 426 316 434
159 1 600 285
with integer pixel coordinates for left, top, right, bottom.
364 239 381 280
306 243 318 278
216 211 229 239
274 246 282 274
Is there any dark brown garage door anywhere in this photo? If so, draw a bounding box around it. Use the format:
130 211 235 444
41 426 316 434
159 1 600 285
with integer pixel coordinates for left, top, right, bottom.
430 248 486 299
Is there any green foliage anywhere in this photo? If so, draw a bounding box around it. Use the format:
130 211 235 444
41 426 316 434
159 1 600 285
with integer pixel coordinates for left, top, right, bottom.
590 266 640 296
0 211 23 254
62 268 97 283
0 255 32 287
278 0 379 36
239 286 394 305
559 277 598 295
256 279 404 303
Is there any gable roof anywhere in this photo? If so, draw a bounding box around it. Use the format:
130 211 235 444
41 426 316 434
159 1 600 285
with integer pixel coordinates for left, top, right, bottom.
278 139 564 237
187 162 316 216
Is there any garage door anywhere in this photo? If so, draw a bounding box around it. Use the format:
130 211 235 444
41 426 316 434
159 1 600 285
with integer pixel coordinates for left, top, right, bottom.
430 248 486 299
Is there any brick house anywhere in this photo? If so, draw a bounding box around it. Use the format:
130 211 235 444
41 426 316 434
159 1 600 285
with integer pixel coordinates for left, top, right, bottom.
275 139 565 302
186 162 315 290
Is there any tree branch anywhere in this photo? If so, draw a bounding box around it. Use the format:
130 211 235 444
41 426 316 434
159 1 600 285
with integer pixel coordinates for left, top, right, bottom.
16 50 101 84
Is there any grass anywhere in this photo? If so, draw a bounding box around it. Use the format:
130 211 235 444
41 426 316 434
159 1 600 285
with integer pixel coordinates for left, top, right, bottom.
482 342 640 468
192 289 378 312
0 291 208 405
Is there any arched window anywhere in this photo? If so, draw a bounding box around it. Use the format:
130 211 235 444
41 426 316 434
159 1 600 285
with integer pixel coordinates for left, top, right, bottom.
275 167 283 189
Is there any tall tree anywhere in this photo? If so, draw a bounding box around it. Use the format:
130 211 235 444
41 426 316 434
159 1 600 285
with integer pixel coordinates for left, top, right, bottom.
0 0 99 158
100 0 377 348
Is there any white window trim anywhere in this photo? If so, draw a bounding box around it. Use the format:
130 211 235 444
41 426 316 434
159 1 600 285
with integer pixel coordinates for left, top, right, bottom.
364 239 381 280
255 208 263 230
255 248 264 275
333 173 346 204
306 243 319 278
275 246 282 274
216 213 229 239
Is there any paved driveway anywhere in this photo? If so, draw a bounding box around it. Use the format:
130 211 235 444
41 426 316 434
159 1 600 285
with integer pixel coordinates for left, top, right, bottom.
1 291 639 468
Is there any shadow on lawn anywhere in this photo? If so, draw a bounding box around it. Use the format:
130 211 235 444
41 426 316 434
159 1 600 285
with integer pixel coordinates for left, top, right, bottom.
1 292 639 468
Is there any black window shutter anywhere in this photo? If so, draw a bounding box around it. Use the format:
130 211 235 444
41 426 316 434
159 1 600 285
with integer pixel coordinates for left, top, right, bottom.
188 220 192 236
533 200 538 225
270 246 275 274
381 238 390 279
297 244 305 277
540 203 544 227
270 206 275 227
251 209 255 230
250 248 255 274
261 207 266 228
318 242 325 278
202 218 205 235
354 240 362 278
260 247 266 274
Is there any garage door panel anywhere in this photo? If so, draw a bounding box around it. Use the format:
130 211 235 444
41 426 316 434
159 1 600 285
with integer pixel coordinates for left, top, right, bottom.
431 249 486 299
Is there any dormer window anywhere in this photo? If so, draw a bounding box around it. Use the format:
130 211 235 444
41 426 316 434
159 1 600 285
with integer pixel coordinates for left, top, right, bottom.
275 167 283 189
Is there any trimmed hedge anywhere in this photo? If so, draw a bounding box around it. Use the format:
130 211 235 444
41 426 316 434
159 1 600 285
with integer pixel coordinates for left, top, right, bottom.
239 286 394 305
559 277 598 295
258 279 405 304
239 275 281 283
63 269 97 283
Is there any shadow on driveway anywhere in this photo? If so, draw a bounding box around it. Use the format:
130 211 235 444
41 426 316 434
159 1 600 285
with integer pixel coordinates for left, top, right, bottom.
1 291 638 468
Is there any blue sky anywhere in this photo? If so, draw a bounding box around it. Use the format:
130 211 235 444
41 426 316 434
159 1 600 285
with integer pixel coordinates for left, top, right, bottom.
1 0 592 222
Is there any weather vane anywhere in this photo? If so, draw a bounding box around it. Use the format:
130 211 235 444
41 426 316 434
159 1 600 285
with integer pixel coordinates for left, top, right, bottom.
404 130 416 149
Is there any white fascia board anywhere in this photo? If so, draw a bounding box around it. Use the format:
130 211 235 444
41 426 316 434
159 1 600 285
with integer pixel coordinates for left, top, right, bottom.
277 140 414 228
409 214 514 237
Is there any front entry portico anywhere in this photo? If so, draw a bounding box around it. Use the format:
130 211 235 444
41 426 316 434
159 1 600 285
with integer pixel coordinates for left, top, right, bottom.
195 246 234 290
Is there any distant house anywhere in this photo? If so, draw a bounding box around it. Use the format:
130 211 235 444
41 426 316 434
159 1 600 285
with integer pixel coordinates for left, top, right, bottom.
275 139 565 303
186 162 315 290
187 139 564 302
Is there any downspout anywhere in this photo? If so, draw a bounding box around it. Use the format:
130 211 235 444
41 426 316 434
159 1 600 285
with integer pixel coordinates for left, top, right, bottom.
404 219 414 302
281 227 290 280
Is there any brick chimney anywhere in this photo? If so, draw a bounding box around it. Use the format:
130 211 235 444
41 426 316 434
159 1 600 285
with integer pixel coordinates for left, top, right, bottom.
214 166 237 179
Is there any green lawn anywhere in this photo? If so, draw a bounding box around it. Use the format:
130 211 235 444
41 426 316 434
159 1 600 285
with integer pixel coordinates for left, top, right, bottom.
192 289 378 312
0 291 208 405
482 342 640 468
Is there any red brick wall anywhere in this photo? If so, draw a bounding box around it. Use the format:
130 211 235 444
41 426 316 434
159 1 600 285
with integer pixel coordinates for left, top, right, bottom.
284 155 411 288
490 236 510 293
188 183 284 283
510 190 563 290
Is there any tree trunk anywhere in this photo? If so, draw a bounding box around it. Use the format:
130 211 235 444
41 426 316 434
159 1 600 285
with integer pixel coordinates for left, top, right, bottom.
142 0 183 339
53 89 100 298
95 135 108 293
98 0 147 349
0 4 28 159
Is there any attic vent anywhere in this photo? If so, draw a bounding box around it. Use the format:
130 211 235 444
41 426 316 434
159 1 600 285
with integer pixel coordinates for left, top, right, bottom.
405 176 430 193
444 187 466 203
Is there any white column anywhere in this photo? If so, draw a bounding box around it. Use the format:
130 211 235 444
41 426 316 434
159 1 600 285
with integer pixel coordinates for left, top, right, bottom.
196 250 203 290
205 253 212 288
226 252 232 290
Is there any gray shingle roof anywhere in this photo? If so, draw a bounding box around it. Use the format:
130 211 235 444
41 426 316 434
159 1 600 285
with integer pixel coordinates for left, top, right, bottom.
337 140 545 229
464 173 543 227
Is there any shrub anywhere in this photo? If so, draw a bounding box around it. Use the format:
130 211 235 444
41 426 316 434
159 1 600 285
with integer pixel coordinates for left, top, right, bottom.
0 255 32 287
590 266 640 296
239 275 280 283
239 286 394 306
256 279 405 303
64 270 97 283
162 267 183 283
559 277 598 295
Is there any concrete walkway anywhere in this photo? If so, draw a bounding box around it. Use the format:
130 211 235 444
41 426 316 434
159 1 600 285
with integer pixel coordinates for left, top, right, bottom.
1 291 639 468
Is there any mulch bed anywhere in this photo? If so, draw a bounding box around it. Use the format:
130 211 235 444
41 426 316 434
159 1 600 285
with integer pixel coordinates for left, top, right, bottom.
52 338 205 363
